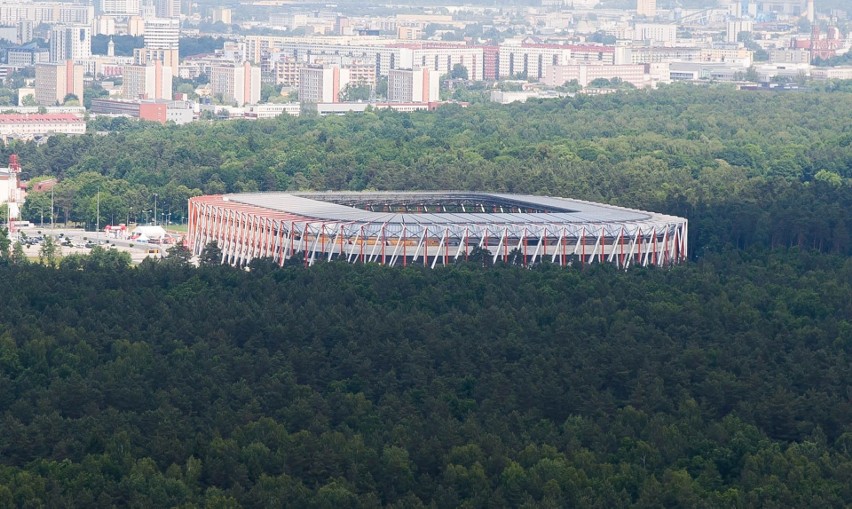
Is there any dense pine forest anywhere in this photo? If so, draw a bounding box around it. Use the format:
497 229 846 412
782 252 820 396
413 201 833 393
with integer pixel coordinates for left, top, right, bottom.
0 251 849 507
7 84 851 255
0 85 850 507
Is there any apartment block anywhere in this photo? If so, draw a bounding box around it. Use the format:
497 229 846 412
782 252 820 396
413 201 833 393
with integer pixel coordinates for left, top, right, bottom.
144 17 179 49
123 61 172 100
210 62 262 106
636 0 656 17
0 2 93 25
100 0 141 16
35 61 84 105
543 63 648 88
7 44 49 67
633 23 677 44
499 42 574 80
387 68 439 103
49 24 91 62
299 65 349 103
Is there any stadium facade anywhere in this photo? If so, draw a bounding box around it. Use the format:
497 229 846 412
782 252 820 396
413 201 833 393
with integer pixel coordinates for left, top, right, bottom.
187 192 688 268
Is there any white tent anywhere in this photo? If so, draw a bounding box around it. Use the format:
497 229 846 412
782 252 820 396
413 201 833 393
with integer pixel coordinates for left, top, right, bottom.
132 225 167 240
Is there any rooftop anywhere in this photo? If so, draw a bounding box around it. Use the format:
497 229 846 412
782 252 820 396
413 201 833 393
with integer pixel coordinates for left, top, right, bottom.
0 114 83 124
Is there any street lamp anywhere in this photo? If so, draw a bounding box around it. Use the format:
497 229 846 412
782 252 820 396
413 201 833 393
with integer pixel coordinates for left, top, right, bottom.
153 193 158 226
96 186 100 244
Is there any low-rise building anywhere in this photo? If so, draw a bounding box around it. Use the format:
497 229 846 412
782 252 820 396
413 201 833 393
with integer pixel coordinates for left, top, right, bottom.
0 113 86 139
99 99 194 125
542 63 648 88
246 103 301 118
769 48 811 64
6 43 49 67
810 66 852 80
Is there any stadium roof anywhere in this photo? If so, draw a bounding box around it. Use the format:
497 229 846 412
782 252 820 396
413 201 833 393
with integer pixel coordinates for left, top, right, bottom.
189 191 688 268
225 191 660 227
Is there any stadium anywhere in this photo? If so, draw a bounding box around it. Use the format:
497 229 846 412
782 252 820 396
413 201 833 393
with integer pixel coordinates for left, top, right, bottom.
187 192 688 268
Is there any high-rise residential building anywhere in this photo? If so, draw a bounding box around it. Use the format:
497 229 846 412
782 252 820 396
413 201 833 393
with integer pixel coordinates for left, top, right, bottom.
498 41 576 80
155 0 180 18
274 57 302 87
298 65 349 103
727 19 754 43
123 61 172 100
100 0 141 16
210 62 262 106
134 47 179 74
387 68 439 103
637 0 657 17
137 17 180 73
634 23 677 44
16 20 33 45
49 25 92 63
143 17 179 49
35 61 84 105
0 2 93 25
211 7 231 24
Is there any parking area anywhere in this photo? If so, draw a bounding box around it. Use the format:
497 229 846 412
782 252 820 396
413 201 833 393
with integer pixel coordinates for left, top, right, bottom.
16 228 177 265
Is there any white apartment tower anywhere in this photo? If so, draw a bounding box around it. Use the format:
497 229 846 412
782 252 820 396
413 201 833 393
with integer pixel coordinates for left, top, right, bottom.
210 62 262 106
123 61 172 100
49 25 92 62
298 65 350 103
388 68 439 103
136 17 180 73
155 0 180 18
637 0 657 17
100 0 141 16
143 17 179 49
35 61 84 105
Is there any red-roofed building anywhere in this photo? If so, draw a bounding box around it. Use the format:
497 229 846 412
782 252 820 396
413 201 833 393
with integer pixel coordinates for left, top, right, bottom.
0 113 85 138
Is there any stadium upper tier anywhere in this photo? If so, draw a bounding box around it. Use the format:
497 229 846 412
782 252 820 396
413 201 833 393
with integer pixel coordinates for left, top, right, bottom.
187 192 688 268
